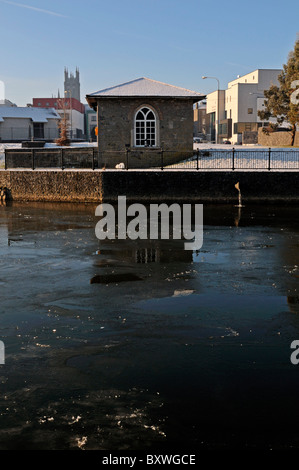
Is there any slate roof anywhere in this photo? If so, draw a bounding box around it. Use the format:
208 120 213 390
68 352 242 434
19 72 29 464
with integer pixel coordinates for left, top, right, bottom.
0 106 60 123
86 77 205 101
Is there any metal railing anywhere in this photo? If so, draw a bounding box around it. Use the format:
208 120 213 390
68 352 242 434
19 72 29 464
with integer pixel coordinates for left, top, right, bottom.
109 148 299 171
4 147 98 170
3 147 299 171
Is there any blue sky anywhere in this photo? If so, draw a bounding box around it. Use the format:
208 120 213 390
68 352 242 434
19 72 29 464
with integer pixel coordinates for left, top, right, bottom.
0 0 298 106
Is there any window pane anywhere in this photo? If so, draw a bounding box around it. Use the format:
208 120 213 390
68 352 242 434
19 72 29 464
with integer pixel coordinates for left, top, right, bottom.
136 111 144 120
147 111 155 120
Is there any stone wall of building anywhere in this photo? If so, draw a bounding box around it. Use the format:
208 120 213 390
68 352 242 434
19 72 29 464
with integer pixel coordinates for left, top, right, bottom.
97 98 194 168
243 131 258 145
258 128 299 147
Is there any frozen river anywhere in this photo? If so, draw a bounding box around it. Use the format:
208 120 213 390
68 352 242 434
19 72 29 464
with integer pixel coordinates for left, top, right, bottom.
1 201 299 450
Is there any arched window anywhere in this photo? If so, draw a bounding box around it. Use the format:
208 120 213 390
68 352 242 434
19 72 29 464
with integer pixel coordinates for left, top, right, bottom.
135 107 156 147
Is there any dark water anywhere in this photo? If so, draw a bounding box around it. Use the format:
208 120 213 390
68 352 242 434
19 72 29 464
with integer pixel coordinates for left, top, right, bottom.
1 201 299 450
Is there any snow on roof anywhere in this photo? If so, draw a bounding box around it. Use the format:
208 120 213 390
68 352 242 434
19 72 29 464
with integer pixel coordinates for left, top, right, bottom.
0 106 60 122
86 77 205 100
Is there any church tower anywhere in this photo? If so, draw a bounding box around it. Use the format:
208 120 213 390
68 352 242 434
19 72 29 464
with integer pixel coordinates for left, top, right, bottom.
64 67 81 102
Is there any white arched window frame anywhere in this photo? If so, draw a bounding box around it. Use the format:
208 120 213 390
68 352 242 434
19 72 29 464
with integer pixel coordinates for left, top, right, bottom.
134 107 157 147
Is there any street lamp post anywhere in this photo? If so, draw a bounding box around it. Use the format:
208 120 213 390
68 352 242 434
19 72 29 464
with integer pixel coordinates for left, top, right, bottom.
65 90 72 140
202 76 220 144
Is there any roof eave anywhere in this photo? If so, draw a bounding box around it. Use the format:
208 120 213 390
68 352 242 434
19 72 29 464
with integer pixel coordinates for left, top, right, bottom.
86 94 205 106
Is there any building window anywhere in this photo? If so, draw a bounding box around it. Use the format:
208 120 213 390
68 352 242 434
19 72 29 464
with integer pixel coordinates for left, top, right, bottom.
248 108 253 114
33 123 44 138
135 107 156 147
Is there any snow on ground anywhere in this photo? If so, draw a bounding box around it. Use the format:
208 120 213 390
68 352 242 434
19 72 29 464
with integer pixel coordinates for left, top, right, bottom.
170 143 299 170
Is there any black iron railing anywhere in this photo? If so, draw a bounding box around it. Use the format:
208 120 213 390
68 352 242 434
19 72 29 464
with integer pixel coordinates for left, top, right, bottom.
3 147 299 171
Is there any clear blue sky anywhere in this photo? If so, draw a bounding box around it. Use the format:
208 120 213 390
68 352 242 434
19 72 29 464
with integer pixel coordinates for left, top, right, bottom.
0 0 298 106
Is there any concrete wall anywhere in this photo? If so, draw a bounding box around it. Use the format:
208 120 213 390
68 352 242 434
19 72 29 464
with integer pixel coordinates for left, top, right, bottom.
2 169 299 204
258 128 299 146
96 97 194 167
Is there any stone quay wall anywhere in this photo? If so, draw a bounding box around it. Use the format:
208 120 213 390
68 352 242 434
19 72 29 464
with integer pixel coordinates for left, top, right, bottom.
1 169 299 204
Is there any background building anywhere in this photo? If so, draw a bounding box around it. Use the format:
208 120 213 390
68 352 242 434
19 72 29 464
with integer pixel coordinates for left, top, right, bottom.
32 68 85 140
0 106 60 141
193 100 210 141
84 104 97 141
32 96 85 139
205 69 282 144
64 67 81 102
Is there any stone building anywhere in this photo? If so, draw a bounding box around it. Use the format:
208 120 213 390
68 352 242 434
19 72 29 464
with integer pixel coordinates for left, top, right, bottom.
86 77 205 168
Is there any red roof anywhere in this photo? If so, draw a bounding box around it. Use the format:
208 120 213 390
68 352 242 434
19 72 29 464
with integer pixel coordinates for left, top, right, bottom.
32 97 85 114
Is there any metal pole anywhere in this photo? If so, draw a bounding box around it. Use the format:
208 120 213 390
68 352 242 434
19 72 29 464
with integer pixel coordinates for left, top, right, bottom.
196 149 199 170
232 147 235 171
161 148 164 170
32 149 35 170
92 148 95 170
268 147 271 171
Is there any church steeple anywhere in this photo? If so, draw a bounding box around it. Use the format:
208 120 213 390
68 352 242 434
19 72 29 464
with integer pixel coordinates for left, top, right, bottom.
64 67 81 102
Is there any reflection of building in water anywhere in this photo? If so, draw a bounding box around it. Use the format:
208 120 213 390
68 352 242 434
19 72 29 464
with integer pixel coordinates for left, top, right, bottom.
97 239 192 265
135 248 160 264
93 238 195 294
287 296 299 314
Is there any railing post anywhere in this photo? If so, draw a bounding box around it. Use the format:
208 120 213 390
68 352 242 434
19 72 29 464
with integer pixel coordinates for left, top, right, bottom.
61 148 64 170
232 147 235 171
161 148 164 170
196 149 199 170
4 149 7 170
268 147 271 171
31 149 35 170
126 148 129 170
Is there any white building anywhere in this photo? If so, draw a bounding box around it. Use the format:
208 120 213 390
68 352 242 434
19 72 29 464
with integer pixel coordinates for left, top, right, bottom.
206 69 282 144
0 106 60 141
